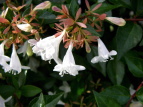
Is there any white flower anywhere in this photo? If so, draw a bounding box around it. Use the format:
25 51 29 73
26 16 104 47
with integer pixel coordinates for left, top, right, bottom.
17 41 28 56
0 96 12 107
28 30 66 64
91 38 117 63
53 41 85 76
59 81 71 98
17 23 32 32
10 44 30 74
0 40 11 72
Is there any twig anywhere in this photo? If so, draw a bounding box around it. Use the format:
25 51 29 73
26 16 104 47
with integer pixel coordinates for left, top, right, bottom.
124 19 143 21
125 81 143 107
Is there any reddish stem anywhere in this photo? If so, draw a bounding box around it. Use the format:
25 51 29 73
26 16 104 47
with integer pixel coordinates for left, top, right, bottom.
125 81 143 107
125 19 143 21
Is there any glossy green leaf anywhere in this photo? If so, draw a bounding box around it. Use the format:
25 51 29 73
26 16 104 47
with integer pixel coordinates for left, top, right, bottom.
107 59 125 85
131 0 143 16
18 70 27 87
124 55 143 77
0 85 15 99
36 10 57 24
32 93 45 107
93 91 121 107
21 85 42 97
136 87 143 103
92 3 121 14
45 93 63 107
115 22 142 60
69 0 79 18
100 85 130 105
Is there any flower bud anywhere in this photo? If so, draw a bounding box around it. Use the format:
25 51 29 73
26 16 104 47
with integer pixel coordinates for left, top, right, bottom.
26 43 33 56
105 17 126 26
17 23 32 32
33 1 51 11
1 8 9 18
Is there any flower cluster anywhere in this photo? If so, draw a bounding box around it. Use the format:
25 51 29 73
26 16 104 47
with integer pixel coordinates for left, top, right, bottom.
0 0 126 77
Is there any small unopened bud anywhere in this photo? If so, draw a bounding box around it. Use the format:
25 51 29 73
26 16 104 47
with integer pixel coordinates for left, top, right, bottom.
0 73 2 79
106 17 126 26
33 1 51 11
26 43 33 56
1 7 9 18
17 23 32 32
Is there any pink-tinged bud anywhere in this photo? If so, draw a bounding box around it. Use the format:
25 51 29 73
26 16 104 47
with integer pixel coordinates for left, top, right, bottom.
33 1 51 11
105 17 126 26
52 6 61 12
1 8 9 18
17 23 32 32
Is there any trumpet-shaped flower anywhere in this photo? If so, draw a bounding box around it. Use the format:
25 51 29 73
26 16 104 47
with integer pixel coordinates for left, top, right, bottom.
28 30 66 64
91 38 117 63
0 40 11 72
53 41 85 76
0 96 12 107
10 44 30 74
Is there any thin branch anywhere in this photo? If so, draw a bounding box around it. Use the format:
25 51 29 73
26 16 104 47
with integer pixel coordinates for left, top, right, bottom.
125 81 143 107
125 19 143 21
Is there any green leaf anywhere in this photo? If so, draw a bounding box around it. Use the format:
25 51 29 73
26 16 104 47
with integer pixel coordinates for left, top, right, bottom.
92 3 121 14
131 0 143 16
69 0 79 18
45 93 63 107
85 24 101 37
36 10 57 24
21 85 42 97
118 0 132 8
93 91 121 107
136 87 143 103
124 54 143 77
25 0 33 7
32 93 45 107
100 85 130 105
115 22 142 60
18 70 27 87
0 85 15 99
107 59 125 85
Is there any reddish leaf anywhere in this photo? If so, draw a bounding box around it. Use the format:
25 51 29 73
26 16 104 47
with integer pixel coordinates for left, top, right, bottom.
20 34 29 39
75 8 81 20
0 17 10 24
72 27 79 33
92 3 102 11
56 15 67 19
62 5 69 15
99 14 106 20
3 26 10 34
85 0 90 10
12 26 21 33
83 18 87 24
30 23 40 26
55 23 63 30
52 6 61 12
17 4 26 11
63 18 74 26
76 22 87 28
